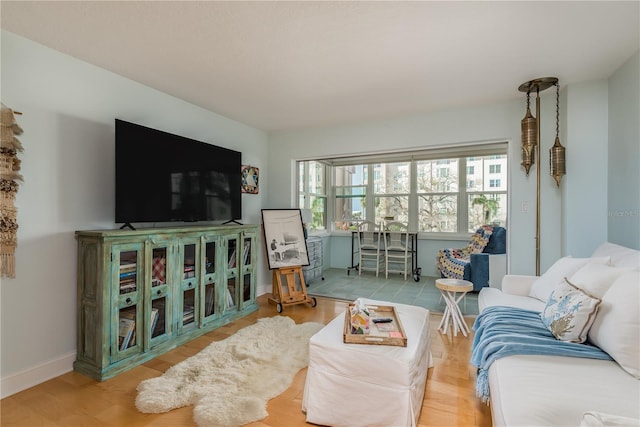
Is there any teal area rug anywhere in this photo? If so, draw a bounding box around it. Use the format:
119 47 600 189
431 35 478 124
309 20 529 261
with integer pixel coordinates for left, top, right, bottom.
307 268 479 316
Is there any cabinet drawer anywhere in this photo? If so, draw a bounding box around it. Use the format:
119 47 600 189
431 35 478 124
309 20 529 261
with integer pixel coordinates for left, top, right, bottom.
304 267 323 282
307 258 322 268
309 248 322 258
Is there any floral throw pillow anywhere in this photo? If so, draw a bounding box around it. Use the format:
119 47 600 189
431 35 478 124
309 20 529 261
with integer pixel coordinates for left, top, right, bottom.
540 278 602 343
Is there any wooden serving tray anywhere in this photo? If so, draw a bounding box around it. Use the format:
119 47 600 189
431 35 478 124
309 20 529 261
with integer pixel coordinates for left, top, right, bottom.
343 304 407 347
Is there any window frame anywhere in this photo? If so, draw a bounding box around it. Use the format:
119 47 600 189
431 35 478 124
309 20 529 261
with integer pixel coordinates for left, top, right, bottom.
297 160 328 232
298 142 507 237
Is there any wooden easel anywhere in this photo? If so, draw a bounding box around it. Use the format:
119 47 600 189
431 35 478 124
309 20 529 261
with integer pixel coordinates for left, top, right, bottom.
268 266 317 313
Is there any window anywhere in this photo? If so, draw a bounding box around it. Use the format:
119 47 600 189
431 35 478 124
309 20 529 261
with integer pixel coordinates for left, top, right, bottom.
299 144 507 234
333 164 367 230
467 154 507 232
297 161 327 231
417 158 459 232
373 161 410 226
436 167 449 178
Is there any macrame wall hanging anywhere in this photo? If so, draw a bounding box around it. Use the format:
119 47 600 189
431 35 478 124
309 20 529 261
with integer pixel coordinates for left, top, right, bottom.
0 104 24 278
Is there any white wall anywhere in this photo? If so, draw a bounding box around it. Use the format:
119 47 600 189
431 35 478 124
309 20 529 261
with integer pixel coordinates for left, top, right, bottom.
608 51 640 249
564 80 610 256
0 31 268 398
268 94 576 276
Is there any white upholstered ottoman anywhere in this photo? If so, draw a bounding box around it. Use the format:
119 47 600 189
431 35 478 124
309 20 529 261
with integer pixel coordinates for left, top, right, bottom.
302 298 432 427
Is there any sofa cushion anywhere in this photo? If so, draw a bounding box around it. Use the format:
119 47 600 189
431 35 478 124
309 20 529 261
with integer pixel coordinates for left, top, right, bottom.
478 287 546 313
488 355 640 427
587 270 640 379
591 242 640 269
483 226 506 254
528 256 609 302
569 262 634 299
580 411 640 427
540 279 602 343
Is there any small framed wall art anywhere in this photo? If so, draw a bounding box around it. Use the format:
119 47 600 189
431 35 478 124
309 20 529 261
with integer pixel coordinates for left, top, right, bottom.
241 165 259 194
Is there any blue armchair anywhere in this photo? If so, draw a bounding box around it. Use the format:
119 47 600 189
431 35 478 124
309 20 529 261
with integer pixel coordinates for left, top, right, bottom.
436 226 507 291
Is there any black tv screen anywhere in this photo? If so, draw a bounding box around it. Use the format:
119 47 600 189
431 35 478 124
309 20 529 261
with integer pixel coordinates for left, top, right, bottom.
115 119 242 224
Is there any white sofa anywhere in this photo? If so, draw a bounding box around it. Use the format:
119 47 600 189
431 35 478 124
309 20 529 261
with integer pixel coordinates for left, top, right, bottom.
477 242 640 427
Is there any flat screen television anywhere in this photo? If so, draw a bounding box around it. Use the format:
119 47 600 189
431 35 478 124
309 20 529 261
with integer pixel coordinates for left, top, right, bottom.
115 119 242 226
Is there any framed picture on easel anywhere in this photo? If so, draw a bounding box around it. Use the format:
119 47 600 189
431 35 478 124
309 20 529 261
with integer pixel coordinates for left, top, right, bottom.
261 209 309 270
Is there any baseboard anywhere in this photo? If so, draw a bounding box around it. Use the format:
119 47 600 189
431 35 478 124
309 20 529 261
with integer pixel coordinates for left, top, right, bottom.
1 351 76 399
257 282 271 297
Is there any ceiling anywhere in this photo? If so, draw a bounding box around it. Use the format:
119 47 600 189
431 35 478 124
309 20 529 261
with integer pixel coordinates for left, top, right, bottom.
1 1 638 132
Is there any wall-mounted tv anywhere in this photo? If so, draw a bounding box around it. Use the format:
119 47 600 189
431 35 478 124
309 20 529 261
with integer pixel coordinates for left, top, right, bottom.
115 119 242 226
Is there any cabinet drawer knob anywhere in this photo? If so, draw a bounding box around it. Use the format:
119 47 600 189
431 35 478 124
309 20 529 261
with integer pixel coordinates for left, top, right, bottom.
157 290 162 296
188 282 193 288
126 297 132 304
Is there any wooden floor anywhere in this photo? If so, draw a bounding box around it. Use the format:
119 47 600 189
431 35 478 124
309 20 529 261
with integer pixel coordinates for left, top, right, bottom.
1 295 492 427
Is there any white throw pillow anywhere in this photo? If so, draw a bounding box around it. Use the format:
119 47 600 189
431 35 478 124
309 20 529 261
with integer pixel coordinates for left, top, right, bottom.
569 262 634 299
540 279 602 343
588 271 640 379
615 251 640 270
528 256 609 302
591 242 640 270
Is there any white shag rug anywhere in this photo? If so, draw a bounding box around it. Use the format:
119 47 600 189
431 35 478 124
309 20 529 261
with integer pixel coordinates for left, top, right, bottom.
136 316 324 427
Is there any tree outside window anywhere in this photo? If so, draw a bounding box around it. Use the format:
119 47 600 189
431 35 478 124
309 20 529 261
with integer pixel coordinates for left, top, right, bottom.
417 158 459 232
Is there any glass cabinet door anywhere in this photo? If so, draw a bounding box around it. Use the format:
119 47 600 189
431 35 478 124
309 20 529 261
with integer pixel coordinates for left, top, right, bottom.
179 240 199 333
224 235 239 313
242 272 253 305
112 243 143 361
148 243 172 346
241 234 256 307
201 236 219 324
241 235 252 269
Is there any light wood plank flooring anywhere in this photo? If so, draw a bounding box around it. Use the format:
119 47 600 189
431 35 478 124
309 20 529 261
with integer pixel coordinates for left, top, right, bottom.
1 294 492 426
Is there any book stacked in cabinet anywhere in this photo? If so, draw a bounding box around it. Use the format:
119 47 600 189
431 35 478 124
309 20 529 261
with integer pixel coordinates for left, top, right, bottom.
74 224 258 381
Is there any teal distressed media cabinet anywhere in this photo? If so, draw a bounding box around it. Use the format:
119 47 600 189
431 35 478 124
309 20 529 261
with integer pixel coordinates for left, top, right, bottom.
74 224 259 381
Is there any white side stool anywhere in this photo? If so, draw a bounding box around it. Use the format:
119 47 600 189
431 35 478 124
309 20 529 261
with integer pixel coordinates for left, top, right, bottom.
435 278 473 337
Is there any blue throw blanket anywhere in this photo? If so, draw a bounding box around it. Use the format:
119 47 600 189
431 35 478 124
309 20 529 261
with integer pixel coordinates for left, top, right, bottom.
471 306 612 403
